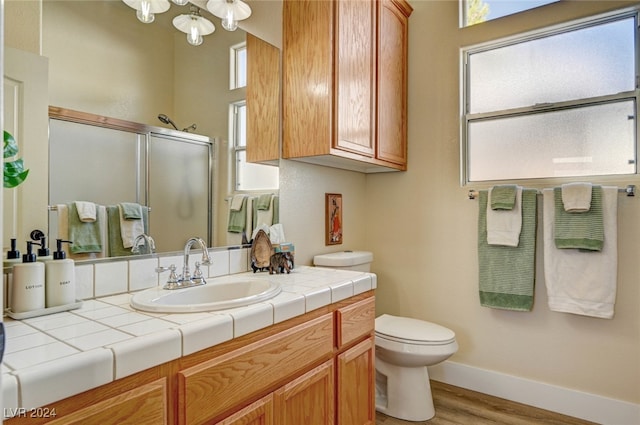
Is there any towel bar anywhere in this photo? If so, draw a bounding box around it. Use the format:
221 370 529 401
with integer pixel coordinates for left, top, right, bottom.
48 205 152 211
467 185 636 200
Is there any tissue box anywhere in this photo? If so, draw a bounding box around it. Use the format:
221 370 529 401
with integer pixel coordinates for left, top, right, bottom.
273 243 294 253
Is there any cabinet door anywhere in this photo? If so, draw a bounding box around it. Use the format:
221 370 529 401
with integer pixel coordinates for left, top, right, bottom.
335 0 376 157
215 394 274 425
337 338 375 425
274 360 335 425
377 0 412 167
246 34 280 164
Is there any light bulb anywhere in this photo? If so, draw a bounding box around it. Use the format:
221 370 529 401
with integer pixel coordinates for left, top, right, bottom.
187 18 204 45
137 0 155 23
172 0 189 5
222 9 238 31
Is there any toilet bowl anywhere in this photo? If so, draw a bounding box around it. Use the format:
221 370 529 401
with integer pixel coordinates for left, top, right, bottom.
375 314 458 421
313 251 458 421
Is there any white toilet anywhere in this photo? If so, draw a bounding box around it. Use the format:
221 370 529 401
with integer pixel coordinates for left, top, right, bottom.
313 251 458 422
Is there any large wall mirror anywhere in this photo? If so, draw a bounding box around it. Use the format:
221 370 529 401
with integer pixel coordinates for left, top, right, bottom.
3 0 282 261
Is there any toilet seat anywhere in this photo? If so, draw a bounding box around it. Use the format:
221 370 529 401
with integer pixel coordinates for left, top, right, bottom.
375 314 456 345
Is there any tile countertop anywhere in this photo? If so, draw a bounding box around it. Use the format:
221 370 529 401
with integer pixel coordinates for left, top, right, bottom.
1 266 376 417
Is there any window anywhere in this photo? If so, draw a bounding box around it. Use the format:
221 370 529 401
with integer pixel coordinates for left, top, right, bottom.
231 101 279 191
463 0 559 27
462 11 638 183
230 42 247 90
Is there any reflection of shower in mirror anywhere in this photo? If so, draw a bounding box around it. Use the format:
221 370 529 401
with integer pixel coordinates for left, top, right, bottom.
157 114 197 133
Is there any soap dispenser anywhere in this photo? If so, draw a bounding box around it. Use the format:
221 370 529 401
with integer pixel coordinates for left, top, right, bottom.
45 240 76 307
11 242 45 313
4 238 21 268
31 230 53 262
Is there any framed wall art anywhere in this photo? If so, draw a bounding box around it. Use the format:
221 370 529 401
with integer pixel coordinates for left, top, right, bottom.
325 193 343 245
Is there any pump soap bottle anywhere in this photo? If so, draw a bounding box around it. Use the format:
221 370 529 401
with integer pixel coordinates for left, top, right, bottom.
4 239 21 268
11 242 45 313
32 232 53 263
45 239 76 307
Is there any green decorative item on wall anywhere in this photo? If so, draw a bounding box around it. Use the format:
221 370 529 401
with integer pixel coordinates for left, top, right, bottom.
4 130 29 188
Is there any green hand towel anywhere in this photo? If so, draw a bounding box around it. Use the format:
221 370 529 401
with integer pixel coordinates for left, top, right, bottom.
119 202 142 220
554 186 604 251
107 205 150 256
228 197 247 233
255 194 272 210
490 185 518 210
478 189 537 311
69 203 102 253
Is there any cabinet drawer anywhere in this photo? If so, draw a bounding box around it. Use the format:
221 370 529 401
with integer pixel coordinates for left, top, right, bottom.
48 378 167 425
336 296 375 348
178 313 334 425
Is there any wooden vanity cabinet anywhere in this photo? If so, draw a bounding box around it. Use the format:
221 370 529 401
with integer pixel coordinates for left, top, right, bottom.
5 292 375 425
282 0 412 173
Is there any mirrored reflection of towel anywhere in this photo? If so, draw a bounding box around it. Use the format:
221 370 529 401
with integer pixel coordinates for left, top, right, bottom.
108 205 149 257
486 186 522 247
554 186 604 251
561 182 592 212
226 196 254 246
68 203 102 254
543 187 618 319
75 201 97 222
478 189 537 311
228 196 248 233
254 194 274 228
118 203 144 248
57 204 107 260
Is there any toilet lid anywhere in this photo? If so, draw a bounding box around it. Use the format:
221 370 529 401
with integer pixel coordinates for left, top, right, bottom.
375 314 456 344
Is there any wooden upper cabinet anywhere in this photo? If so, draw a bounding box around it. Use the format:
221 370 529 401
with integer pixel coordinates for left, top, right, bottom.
377 0 412 167
246 33 281 164
282 0 412 173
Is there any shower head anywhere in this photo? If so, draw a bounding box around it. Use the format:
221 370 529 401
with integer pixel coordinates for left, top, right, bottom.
157 114 178 130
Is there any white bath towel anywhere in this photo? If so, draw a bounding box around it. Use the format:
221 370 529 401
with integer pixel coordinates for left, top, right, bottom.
486 186 523 247
561 182 592 212
255 195 274 229
57 204 108 260
543 186 618 319
119 204 144 248
75 201 97 222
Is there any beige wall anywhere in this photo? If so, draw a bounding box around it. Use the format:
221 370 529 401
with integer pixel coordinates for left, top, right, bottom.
366 0 640 404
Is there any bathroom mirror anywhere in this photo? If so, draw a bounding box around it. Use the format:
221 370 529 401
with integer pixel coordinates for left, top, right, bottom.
3 0 282 260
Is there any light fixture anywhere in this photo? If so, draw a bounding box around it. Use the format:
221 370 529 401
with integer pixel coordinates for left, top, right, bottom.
171 0 190 5
173 6 215 46
123 0 171 24
206 0 252 32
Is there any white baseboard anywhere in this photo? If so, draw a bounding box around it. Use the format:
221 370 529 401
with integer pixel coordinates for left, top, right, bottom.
428 361 640 425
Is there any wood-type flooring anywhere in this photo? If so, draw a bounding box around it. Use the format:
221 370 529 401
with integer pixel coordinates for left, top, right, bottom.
376 381 598 425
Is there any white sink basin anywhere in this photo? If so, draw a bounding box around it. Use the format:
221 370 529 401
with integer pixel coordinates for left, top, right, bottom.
130 276 281 313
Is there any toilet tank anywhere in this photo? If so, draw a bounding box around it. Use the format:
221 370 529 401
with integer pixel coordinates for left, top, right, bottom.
313 251 373 272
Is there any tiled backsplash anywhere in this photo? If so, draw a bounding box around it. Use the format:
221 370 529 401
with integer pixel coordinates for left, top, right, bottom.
4 248 251 312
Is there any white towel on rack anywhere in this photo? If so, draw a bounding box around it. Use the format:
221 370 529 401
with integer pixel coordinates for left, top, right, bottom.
118 204 144 248
486 186 522 247
561 182 592 212
255 195 274 229
75 201 97 222
542 186 618 319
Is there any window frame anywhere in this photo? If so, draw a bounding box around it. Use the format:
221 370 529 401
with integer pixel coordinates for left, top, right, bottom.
230 41 247 90
460 9 640 186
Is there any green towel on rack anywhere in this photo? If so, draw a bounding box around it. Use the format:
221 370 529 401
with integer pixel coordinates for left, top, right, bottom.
490 185 518 210
68 203 102 254
478 189 537 311
227 196 247 233
272 195 279 224
554 186 604 251
255 193 272 210
107 205 150 257
119 202 142 220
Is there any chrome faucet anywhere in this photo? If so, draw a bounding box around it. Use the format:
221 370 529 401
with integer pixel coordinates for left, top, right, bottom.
157 237 212 290
131 234 156 255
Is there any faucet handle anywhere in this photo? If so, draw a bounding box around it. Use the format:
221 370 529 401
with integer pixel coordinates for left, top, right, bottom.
161 265 181 290
192 261 206 285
